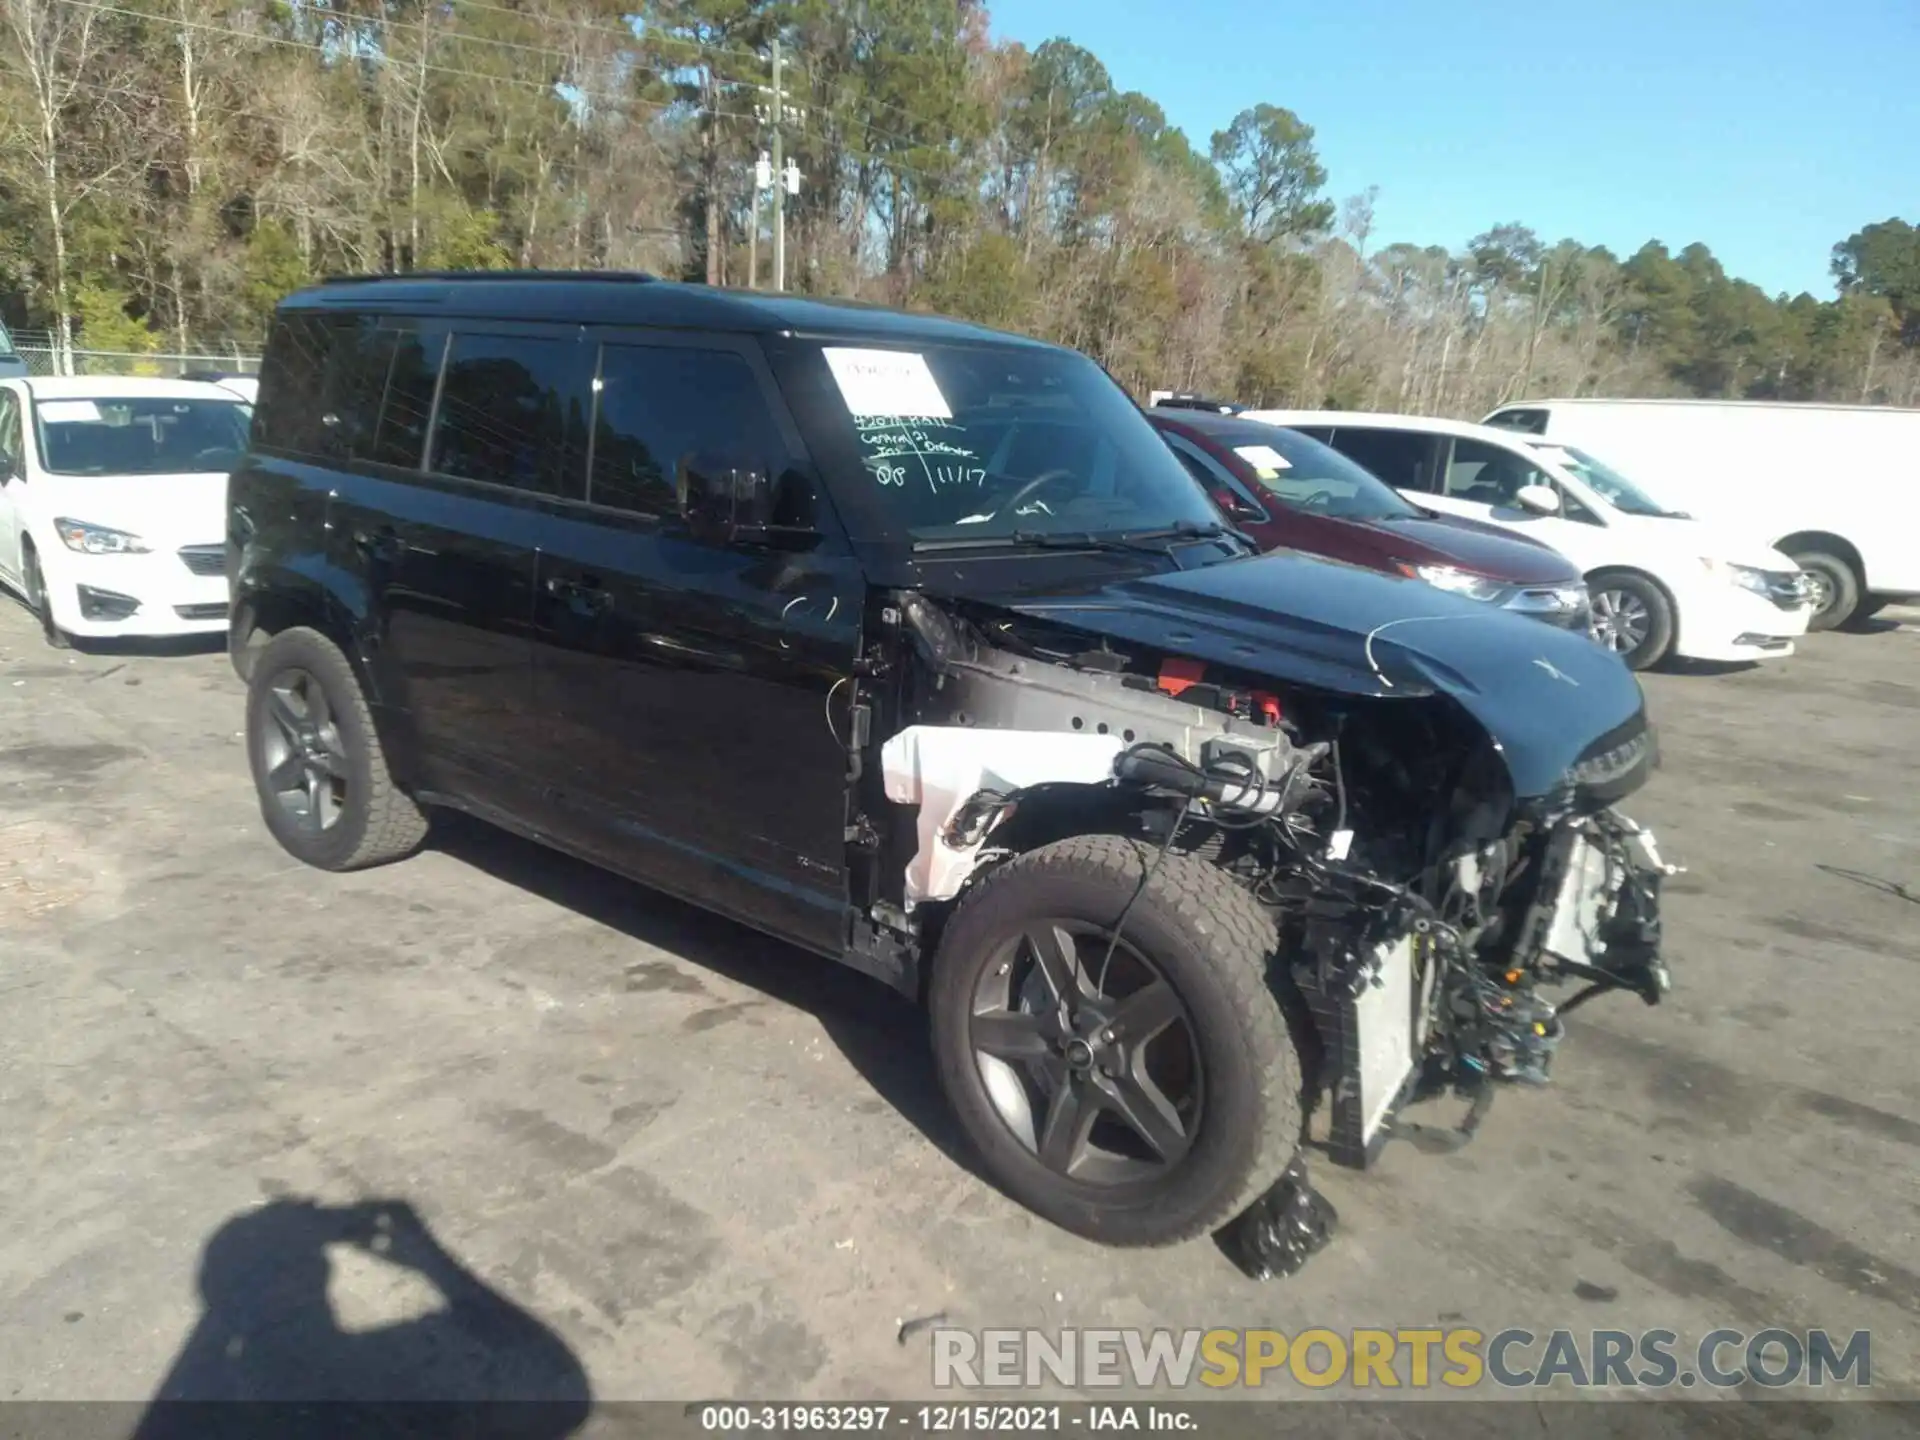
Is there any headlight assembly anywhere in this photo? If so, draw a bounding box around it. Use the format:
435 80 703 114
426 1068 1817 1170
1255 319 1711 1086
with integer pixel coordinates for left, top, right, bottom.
53 518 151 555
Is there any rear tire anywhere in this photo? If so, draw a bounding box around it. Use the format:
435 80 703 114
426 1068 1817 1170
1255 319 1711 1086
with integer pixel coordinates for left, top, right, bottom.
929 834 1302 1248
1589 570 1674 670
1849 596 1893 623
20 543 70 650
1791 550 1860 632
246 626 428 871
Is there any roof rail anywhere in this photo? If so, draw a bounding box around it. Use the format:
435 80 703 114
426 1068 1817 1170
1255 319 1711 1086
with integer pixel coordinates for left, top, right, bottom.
1150 391 1245 414
318 269 659 285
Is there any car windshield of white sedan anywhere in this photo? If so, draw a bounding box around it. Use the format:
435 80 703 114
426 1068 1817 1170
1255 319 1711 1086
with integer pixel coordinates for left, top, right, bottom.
32 396 250 477
1534 443 1685 518
819 345 1223 542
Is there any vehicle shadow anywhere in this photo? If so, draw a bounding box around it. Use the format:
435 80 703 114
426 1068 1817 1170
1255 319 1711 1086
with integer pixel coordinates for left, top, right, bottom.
430 814 977 1178
131 1195 591 1438
65 632 228 659
1656 657 1761 678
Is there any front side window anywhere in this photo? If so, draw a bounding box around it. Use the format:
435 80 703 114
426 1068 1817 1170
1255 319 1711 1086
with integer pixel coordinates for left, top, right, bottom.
1323 428 1434 490
31 395 251 476
589 345 786 518
789 342 1223 543
428 332 591 497
1443 438 1554 505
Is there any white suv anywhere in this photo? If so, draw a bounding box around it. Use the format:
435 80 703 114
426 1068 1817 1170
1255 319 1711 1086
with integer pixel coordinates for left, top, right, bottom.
1236 409 1816 670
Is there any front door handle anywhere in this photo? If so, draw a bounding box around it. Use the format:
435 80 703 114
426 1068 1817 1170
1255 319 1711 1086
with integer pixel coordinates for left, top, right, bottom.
353 526 405 563
546 575 612 615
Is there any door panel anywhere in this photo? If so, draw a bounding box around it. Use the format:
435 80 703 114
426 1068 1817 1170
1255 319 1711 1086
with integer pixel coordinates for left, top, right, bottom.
0 391 23 582
333 471 543 805
530 334 860 955
533 518 862 954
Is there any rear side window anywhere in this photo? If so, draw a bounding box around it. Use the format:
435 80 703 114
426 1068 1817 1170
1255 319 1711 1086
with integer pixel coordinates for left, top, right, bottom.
589 345 785 517
0 390 21 473
366 327 444 470
254 315 345 457
428 332 590 497
253 313 396 462
1323 428 1433 490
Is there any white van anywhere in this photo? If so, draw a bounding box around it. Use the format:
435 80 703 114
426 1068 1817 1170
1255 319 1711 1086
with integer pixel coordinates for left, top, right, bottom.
1481 399 1920 630
1237 409 1816 671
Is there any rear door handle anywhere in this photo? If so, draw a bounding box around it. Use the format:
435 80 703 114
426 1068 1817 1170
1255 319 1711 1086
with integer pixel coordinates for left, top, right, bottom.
353 527 405 563
546 575 612 614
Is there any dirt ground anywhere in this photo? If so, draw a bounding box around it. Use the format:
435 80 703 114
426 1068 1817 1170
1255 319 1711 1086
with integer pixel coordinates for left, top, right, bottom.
1 597 1915 1414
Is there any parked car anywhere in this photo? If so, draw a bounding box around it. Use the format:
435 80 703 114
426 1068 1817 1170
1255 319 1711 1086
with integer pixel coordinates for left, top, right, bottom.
1148 407 1591 632
1482 397 1920 630
0 320 27 379
0 375 249 646
231 273 1672 1252
1239 408 1815 671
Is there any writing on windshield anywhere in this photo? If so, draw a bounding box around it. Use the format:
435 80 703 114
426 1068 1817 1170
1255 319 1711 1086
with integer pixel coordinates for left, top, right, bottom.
853 414 986 491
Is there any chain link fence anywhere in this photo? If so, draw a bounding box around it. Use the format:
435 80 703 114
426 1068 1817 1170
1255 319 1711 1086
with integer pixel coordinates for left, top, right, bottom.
5 330 263 379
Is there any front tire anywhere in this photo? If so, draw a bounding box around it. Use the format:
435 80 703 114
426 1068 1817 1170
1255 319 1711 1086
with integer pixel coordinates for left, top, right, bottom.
1792 550 1861 631
246 626 428 871
929 834 1302 1247
1589 570 1674 670
21 543 70 650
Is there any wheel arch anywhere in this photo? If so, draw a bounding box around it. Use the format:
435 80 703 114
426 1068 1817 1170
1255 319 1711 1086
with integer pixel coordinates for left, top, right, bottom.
1775 530 1864 583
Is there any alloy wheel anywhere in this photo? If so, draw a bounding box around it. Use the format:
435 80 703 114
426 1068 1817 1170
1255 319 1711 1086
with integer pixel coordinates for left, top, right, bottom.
1803 568 1835 619
968 921 1202 1185
258 667 349 833
1591 588 1651 656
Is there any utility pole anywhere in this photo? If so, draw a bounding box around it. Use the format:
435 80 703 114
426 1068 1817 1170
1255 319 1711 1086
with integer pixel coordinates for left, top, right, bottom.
770 37 785 292
752 37 803 291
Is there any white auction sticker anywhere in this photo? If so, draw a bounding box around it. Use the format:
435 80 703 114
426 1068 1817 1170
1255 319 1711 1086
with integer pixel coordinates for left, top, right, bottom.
1233 444 1292 477
37 400 102 424
823 348 952 418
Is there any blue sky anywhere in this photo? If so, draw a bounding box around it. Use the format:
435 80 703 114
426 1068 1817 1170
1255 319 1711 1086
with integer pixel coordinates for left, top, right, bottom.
987 0 1919 299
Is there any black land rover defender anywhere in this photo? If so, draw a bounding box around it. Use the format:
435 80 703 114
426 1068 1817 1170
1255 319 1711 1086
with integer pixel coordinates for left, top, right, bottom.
229 273 1671 1251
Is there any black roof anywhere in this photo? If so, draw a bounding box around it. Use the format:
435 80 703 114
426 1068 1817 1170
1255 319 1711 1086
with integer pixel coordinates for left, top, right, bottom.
283 271 1058 350
1148 407 1301 444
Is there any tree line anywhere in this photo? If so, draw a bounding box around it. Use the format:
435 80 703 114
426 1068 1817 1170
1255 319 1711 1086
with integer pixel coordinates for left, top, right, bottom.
2 0 1916 414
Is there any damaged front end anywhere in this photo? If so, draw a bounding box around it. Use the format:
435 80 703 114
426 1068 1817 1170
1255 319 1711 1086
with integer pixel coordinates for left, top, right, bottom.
869 577 1674 1192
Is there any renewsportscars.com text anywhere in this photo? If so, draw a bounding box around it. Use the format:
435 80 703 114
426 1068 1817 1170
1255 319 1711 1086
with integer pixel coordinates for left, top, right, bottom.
933 1327 1872 1391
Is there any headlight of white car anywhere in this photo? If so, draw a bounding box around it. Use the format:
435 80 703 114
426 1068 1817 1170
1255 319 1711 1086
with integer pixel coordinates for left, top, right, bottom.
1406 563 1506 602
1699 556 1771 597
54 518 151 554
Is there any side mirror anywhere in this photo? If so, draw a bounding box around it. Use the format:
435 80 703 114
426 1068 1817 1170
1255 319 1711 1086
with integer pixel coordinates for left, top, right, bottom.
1514 484 1561 515
678 452 773 542
1210 487 1263 523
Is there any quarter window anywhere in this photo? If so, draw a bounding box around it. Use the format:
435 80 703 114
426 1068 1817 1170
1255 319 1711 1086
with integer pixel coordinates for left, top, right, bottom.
0 391 20 474
589 345 785 518
253 315 348 458
428 332 590 497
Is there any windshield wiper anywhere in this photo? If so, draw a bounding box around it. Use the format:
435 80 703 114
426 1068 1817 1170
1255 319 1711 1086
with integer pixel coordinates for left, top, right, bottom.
914 521 1253 556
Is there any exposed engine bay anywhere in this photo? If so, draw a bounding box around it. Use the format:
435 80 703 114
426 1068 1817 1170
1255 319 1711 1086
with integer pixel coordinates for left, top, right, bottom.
862 590 1675 1173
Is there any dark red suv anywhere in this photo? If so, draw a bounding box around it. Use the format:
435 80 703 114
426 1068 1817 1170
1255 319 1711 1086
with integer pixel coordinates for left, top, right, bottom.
1151 408 1592 631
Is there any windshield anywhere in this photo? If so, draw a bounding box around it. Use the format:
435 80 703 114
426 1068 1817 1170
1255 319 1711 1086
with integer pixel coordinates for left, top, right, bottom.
31 395 250 476
1530 442 1680 518
1226 425 1423 521
793 342 1225 544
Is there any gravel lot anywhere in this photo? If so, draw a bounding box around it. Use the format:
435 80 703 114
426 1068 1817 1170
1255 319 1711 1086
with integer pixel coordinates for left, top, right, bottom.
1 598 1916 1412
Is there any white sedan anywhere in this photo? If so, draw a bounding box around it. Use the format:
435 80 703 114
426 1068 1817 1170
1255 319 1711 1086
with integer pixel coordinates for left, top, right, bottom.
1238 408 1816 670
0 376 249 646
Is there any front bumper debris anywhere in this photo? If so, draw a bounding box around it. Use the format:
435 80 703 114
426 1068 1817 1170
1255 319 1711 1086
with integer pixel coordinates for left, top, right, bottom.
1296 809 1676 1172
